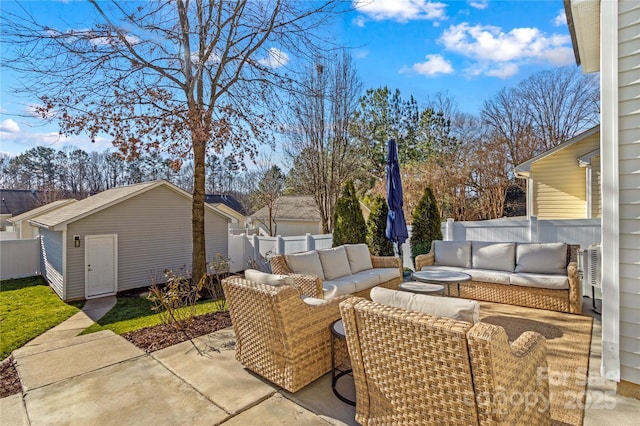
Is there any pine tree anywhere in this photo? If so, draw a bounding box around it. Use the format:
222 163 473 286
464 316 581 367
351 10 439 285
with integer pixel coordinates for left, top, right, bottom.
410 186 442 264
333 180 367 246
366 195 394 256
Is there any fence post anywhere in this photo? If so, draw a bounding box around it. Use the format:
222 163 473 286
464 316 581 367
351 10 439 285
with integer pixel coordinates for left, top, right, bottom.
529 216 539 242
252 234 260 262
305 233 314 251
277 235 285 254
446 218 454 241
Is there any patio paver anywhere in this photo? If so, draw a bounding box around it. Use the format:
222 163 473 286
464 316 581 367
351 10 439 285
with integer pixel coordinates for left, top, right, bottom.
222 393 329 425
0 393 29 426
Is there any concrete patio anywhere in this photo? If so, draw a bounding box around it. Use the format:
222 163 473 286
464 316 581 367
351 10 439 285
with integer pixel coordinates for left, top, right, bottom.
0 297 637 425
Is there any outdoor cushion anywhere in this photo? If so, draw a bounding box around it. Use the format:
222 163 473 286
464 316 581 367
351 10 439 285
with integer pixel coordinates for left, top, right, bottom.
462 269 511 285
301 295 327 306
510 273 569 290
515 243 567 275
322 283 338 299
285 250 325 280
471 242 516 272
244 269 294 286
420 265 467 273
371 287 480 324
349 269 382 292
317 246 352 280
375 267 401 284
434 241 472 268
321 278 357 297
344 243 373 273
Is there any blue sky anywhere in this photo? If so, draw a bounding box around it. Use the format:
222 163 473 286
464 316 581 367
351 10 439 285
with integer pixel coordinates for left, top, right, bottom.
0 0 576 158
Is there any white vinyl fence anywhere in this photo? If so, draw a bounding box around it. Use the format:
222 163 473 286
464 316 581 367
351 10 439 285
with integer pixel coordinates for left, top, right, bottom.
441 217 601 249
0 238 41 280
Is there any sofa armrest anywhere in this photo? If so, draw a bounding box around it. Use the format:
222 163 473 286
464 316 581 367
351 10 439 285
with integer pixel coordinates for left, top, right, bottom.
270 255 291 275
567 261 582 314
414 244 436 271
370 255 401 269
467 323 550 424
288 273 324 298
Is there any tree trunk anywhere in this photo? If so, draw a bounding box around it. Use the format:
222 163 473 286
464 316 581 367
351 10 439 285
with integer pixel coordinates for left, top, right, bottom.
192 136 207 284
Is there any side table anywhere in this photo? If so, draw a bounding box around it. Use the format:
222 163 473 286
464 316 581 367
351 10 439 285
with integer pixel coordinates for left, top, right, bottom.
330 319 355 406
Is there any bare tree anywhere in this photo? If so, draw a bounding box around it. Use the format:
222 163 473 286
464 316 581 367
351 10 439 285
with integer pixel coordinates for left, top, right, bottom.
3 1 342 281
283 51 362 233
250 164 285 236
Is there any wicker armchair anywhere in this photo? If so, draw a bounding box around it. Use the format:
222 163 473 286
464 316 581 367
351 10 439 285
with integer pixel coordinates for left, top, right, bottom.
340 297 550 425
221 276 347 392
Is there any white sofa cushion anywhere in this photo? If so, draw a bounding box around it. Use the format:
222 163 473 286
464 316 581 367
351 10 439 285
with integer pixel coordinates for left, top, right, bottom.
434 241 472 268
285 251 325 280
344 244 373 273
317 246 352 280
515 243 567 275
301 296 327 305
510 273 569 290
463 269 511 285
349 270 382 292
471 242 515 272
244 269 294 286
375 267 401 284
321 279 356 297
371 287 480 324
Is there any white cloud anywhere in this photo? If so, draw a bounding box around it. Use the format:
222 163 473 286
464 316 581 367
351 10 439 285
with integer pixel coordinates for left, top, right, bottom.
439 23 574 78
468 0 488 10
0 119 20 133
353 0 447 23
0 129 112 155
258 48 290 69
353 16 366 27
553 9 567 27
402 54 453 76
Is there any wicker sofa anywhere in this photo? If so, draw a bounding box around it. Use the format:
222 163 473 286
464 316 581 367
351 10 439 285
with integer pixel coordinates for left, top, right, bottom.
415 241 582 314
221 276 348 393
340 296 550 425
270 244 402 300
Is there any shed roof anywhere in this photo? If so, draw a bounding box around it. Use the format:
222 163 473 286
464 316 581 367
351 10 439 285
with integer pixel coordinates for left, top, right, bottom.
0 189 42 216
8 199 77 224
250 196 321 222
515 125 600 178
205 194 246 215
30 180 235 230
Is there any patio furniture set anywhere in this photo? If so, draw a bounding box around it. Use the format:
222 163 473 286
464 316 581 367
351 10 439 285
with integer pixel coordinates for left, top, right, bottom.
221 241 572 424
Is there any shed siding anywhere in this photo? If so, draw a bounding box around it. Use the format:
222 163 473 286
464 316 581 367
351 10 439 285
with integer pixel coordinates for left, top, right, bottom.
532 132 600 219
64 185 228 300
618 0 640 386
591 156 602 218
40 228 64 299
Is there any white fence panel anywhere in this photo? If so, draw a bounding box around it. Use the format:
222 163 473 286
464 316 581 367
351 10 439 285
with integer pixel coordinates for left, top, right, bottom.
0 238 41 280
0 231 19 241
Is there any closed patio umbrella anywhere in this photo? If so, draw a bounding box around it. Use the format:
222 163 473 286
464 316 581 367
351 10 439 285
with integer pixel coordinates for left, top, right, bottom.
385 138 408 256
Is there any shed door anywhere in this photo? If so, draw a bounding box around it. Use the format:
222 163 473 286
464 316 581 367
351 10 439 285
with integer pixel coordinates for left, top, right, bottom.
85 234 117 298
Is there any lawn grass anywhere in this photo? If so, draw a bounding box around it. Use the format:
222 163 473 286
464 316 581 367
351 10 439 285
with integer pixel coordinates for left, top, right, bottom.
82 296 227 335
0 276 84 360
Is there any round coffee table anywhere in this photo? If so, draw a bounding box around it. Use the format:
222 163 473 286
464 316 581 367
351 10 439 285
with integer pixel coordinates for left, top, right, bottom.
412 270 472 297
398 281 445 295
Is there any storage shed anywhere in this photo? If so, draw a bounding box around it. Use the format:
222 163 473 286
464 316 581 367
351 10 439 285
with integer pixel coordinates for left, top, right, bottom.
30 180 234 301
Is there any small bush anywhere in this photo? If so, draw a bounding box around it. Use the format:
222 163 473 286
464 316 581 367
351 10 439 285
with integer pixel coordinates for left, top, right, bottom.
147 269 202 330
366 195 394 256
410 186 442 265
333 180 367 246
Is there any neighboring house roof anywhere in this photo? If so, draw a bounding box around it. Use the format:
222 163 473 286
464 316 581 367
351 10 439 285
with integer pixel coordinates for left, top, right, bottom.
250 196 321 222
515 125 600 178
0 189 42 216
30 180 236 231
8 199 77 224
205 194 246 215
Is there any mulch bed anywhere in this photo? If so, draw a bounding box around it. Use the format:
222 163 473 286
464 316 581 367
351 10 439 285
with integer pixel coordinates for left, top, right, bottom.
0 311 232 398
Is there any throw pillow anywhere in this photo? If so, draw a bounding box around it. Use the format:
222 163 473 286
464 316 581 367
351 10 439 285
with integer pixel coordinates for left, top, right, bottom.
370 286 480 324
285 250 325 280
244 269 295 286
318 246 352 280
471 242 516 272
344 243 374 273
515 243 567 275
434 241 472 268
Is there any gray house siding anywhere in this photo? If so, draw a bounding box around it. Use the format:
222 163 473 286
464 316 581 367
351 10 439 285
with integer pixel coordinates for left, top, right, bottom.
618 0 640 385
40 228 64 299
63 185 229 300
